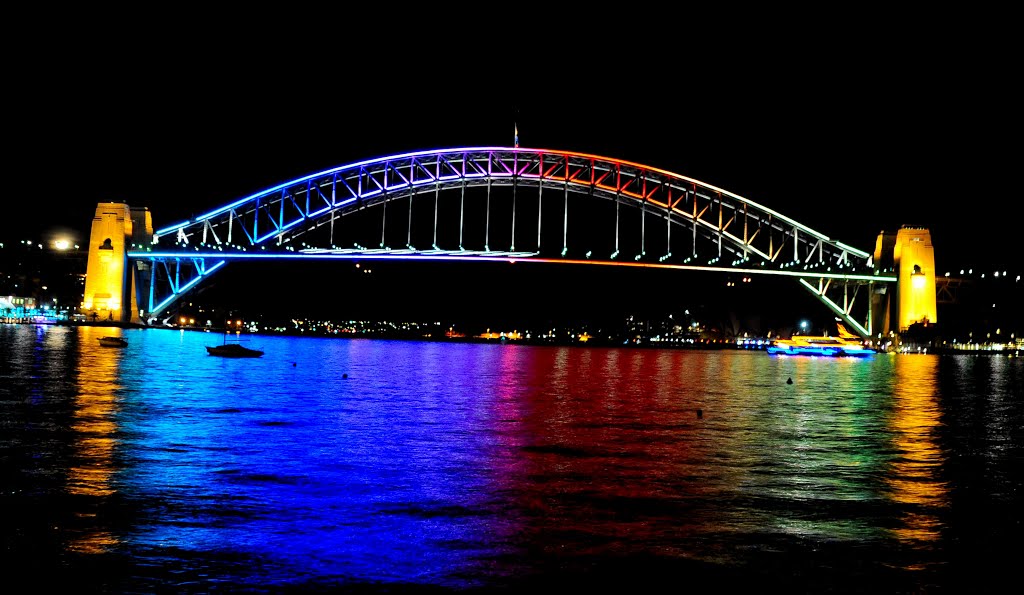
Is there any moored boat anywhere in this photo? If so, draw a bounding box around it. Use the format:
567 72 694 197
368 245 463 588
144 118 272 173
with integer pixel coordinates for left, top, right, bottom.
206 343 264 357
98 336 128 348
207 315 264 357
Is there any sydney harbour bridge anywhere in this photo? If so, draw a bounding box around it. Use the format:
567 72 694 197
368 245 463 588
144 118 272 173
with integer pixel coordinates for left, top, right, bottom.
81 147 937 339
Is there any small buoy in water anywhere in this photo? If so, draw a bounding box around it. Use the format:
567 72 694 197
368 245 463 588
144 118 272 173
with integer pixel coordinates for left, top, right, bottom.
697 408 703 418
787 377 793 384
292 362 297 367
342 373 348 379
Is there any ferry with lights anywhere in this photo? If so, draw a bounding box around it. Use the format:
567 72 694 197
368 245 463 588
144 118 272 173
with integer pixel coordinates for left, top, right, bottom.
766 322 876 357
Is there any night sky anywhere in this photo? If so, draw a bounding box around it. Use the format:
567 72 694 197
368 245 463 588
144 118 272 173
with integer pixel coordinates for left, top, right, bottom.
7 21 1017 329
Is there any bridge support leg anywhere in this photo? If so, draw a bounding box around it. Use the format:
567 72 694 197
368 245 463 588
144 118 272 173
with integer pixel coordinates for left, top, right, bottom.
82 202 152 324
872 228 937 339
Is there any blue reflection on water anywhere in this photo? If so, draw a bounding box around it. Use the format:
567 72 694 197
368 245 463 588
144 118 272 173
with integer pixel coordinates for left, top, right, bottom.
113 331 512 588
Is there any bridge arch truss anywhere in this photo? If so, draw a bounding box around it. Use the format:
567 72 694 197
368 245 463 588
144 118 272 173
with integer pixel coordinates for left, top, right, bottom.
131 147 894 336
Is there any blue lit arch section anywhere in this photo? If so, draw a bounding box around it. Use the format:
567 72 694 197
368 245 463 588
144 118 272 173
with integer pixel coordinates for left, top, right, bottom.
131 147 895 335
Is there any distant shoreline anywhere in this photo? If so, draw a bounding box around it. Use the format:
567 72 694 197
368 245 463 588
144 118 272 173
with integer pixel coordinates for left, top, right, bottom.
54 320 148 329
7 320 1019 356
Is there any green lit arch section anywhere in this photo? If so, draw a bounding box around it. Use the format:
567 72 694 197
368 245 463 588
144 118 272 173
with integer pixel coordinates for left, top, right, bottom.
131 147 894 335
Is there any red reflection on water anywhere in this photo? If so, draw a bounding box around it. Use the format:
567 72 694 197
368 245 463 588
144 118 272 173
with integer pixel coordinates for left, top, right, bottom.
486 346 719 559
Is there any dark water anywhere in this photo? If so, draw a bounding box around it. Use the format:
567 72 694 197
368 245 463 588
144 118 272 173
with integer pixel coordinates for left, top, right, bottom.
1 325 1021 593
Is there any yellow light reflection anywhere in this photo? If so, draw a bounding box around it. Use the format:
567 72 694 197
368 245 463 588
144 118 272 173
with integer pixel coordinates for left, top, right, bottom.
67 327 124 553
887 355 948 545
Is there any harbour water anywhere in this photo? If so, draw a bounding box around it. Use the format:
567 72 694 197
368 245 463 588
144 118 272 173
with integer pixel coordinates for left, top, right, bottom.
1 324 1021 593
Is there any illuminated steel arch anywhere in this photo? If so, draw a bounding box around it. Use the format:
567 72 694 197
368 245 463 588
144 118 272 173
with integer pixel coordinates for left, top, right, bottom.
130 147 895 336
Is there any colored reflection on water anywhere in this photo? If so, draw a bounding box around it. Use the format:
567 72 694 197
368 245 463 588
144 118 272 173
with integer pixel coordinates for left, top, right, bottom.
107 333 521 590
505 347 722 566
1 324 1021 592
67 326 126 553
886 355 947 548
705 354 894 547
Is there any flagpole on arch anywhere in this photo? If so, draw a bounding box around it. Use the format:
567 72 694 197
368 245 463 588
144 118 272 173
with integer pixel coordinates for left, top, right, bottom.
514 104 519 148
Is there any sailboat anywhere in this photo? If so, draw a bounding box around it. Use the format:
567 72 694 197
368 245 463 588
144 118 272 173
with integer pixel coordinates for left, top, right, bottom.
206 319 264 357
766 322 875 357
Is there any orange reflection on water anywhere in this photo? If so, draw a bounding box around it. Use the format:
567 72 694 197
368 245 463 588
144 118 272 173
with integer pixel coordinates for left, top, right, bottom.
67 327 125 553
887 354 948 545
